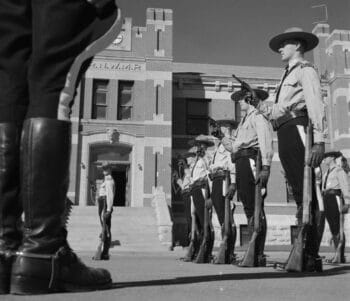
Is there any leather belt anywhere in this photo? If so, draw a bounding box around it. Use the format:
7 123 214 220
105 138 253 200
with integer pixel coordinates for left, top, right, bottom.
232 148 258 162
181 188 191 195
323 189 341 196
271 110 308 131
209 169 228 180
190 178 207 191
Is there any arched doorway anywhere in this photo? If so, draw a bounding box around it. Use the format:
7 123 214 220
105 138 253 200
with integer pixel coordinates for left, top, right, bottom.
88 143 132 207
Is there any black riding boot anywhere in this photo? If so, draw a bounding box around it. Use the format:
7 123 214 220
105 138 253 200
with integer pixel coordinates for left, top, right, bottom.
0 123 22 294
10 118 111 295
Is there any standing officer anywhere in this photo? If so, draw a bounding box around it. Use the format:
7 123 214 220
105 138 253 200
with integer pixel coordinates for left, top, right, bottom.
178 149 198 261
208 119 237 264
0 0 122 294
190 136 215 263
321 151 350 263
260 27 326 271
96 163 115 260
223 87 273 267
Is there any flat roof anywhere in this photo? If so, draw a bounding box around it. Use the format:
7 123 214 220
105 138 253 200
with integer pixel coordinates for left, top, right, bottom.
173 62 283 80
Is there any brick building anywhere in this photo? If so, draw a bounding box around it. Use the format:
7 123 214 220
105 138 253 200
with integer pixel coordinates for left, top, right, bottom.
67 9 350 245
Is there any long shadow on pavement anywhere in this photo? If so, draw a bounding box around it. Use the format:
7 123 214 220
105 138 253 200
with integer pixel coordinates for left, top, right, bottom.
112 265 350 289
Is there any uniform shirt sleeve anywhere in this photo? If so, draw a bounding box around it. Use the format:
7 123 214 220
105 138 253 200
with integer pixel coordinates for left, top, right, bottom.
253 113 274 166
299 66 326 143
221 136 234 153
105 178 115 211
336 168 350 203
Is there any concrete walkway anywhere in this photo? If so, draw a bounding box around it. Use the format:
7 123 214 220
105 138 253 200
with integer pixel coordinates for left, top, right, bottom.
67 206 168 253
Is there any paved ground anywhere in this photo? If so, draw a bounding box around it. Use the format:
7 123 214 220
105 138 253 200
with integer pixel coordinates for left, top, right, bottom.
3 207 350 300
3 249 350 301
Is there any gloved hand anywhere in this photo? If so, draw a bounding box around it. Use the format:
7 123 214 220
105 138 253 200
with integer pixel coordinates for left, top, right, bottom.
308 142 325 168
226 183 237 200
221 137 233 152
257 165 270 187
341 204 350 214
205 198 213 209
104 210 112 220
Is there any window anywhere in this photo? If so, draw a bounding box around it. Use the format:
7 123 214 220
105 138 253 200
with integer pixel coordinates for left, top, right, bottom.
118 81 134 120
92 80 109 119
186 99 209 135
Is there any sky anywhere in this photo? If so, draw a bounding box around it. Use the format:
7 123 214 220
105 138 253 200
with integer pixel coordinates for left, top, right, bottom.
117 0 350 67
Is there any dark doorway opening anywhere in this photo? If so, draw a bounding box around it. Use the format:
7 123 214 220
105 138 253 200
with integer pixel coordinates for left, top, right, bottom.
111 170 126 207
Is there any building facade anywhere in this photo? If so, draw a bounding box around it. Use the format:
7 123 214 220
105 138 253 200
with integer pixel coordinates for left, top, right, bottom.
67 9 350 245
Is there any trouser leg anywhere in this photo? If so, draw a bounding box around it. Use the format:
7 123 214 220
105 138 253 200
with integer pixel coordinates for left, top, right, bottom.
277 121 306 221
0 0 31 294
10 0 121 293
236 156 255 226
211 177 225 227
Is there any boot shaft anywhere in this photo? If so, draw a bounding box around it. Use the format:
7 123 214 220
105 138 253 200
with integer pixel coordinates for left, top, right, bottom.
20 118 71 254
0 123 22 250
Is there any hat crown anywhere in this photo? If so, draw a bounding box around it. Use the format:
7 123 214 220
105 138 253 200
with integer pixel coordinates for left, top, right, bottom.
284 27 304 34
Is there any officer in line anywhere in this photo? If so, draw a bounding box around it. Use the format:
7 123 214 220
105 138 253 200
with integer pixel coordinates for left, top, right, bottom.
177 149 197 259
208 119 238 264
321 151 350 263
96 163 115 260
189 136 215 263
223 87 273 267
258 27 326 272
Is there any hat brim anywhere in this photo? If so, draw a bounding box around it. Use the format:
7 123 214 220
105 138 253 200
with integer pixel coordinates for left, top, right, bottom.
183 152 196 158
231 89 268 102
215 119 238 129
269 31 319 53
324 151 343 159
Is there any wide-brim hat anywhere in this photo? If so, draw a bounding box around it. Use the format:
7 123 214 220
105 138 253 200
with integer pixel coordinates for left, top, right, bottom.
188 135 215 147
269 27 319 53
183 149 197 158
215 119 238 129
231 87 269 102
324 151 343 159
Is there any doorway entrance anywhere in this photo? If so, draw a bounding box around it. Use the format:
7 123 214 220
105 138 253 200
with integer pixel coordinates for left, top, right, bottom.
88 143 132 206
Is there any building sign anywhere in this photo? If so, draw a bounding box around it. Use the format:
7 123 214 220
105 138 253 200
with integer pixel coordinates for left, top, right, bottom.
90 61 144 72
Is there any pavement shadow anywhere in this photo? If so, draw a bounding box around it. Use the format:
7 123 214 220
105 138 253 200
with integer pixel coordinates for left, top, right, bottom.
111 240 121 247
111 265 350 289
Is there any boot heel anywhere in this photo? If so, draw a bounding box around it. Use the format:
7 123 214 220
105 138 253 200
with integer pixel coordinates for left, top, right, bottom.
10 275 52 295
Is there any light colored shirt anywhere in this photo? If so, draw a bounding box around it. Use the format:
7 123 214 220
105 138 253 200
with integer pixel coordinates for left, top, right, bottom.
177 168 192 190
266 59 326 143
191 156 209 182
99 175 115 210
209 142 236 183
323 166 350 202
223 106 274 166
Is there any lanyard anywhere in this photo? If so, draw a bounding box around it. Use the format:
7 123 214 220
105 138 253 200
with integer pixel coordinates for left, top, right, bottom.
275 63 301 103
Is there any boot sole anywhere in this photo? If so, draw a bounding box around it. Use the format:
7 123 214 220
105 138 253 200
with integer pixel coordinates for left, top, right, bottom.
10 275 112 295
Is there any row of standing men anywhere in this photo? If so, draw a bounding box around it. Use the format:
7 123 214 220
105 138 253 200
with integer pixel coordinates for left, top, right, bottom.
175 27 350 272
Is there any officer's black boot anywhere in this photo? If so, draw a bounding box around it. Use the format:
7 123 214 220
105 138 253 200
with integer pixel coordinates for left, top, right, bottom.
10 118 111 295
0 123 22 294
